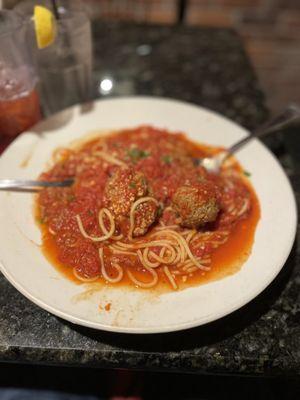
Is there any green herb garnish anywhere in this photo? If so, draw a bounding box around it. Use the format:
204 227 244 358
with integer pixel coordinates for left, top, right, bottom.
197 175 205 183
243 170 251 177
161 155 172 165
129 181 136 189
67 194 75 202
157 204 163 218
127 147 150 162
88 210 94 216
37 217 45 224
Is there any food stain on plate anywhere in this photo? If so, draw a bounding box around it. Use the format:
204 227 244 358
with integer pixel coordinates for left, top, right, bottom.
20 150 34 168
19 136 40 168
72 283 160 327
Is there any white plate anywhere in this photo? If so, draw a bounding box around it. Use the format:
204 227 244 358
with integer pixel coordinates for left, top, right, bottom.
0 97 297 334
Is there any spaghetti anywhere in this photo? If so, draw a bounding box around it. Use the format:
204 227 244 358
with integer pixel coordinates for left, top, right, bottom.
37 126 260 291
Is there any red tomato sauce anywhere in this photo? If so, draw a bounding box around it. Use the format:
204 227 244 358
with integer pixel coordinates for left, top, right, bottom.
36 126 260 291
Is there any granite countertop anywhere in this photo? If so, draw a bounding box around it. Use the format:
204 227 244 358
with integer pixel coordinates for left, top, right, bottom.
0 23 299 376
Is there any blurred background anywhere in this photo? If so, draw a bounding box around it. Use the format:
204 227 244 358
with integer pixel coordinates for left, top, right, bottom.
3 0 300 115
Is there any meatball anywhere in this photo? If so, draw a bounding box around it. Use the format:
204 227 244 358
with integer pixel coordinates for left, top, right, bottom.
133 201 158 237
104 168 148 217
172 183 220 228
104 168 158 237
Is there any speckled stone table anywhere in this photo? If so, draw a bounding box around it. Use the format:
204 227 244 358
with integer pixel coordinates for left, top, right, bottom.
0 23 299 376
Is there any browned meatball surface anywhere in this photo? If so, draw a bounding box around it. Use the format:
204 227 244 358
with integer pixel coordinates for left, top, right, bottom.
104 168 147 217
133 201 158 237
172 183 220 228
104 168 158 237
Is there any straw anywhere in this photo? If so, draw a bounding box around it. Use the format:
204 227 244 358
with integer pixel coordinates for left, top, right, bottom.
51 0 60 20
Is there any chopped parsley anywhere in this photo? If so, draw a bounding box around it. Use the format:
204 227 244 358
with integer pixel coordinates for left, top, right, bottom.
161 155 173 165
129 181 136 189
127 147 150 162
157 204 163 217
192 158 201 167
197 175 205 183
37 217 45 224
67 194 75 202
243 170 251 177
88 210 94 216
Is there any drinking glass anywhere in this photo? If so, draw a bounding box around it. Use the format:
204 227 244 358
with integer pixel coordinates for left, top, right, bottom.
0 10 41 137
15 1 93 115
37 11 93 115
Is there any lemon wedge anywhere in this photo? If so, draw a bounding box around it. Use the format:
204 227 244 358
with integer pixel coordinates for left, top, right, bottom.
33 5 57 49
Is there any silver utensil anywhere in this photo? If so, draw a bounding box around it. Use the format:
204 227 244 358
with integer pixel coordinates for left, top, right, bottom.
199 104 300 173
0 178 74 192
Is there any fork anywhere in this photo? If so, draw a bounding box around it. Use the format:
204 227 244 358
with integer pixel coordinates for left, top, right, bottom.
0 178 74 192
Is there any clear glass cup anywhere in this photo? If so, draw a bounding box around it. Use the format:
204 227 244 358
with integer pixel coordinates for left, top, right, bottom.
37 11 93 115
15 1 93 116
0 10 41 137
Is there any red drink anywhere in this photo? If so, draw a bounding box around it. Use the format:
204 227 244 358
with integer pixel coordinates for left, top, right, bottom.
0 10 42 145
0 87 41 137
